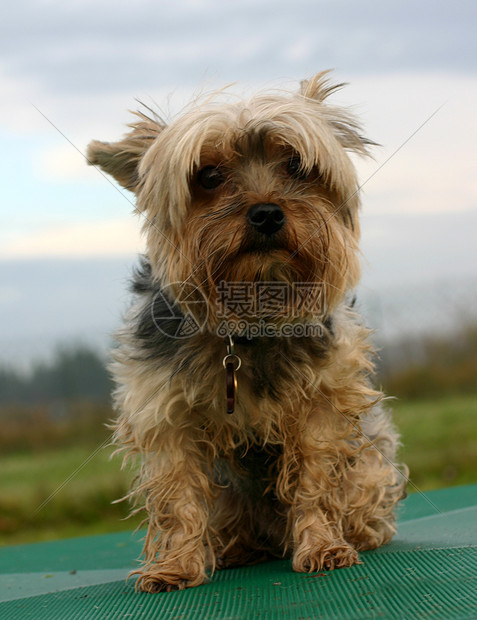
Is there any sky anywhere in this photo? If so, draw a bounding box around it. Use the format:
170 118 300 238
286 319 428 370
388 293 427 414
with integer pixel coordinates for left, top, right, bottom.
1 0 477 364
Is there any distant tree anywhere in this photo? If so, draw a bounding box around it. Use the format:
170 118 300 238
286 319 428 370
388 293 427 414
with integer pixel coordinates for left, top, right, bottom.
378 323 477 399
0 346 113 406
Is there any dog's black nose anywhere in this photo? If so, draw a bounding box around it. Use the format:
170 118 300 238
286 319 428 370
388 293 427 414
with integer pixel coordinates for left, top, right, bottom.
247 203 285 236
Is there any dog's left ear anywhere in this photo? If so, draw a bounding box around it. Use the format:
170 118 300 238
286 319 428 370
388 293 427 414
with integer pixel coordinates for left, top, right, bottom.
299 70 344 103
300 71 376 155
87 111 165 191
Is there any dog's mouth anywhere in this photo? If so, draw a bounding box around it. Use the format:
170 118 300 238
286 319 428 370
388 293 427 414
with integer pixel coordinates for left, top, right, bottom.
239 230 290 255
226 238 320 293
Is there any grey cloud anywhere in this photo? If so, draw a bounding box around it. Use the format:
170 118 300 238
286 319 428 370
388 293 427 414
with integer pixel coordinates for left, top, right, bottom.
1 0 476 98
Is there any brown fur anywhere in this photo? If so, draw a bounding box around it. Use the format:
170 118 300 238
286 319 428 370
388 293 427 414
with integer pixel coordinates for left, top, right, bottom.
88 72 407 592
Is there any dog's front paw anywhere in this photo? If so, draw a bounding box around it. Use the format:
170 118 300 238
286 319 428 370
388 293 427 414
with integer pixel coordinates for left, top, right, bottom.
137 575 199 593
292 541 360 573
133 564 206 593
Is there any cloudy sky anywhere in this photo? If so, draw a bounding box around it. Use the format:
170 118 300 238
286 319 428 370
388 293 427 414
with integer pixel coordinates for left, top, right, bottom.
1 0 477 363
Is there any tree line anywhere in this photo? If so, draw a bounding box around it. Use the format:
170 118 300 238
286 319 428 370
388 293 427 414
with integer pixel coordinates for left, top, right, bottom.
0 347 113 406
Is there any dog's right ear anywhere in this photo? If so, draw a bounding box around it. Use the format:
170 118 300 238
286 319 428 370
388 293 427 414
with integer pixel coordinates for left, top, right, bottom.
87 111 165 191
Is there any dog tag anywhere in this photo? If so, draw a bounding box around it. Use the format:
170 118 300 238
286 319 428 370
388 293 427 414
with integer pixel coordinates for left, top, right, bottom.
226 362 237 414
223 336 241 415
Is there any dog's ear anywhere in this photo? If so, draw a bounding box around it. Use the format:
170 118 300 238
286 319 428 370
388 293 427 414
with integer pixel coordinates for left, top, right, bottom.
299 70 344 103
87 111 165 191
300 72 376 155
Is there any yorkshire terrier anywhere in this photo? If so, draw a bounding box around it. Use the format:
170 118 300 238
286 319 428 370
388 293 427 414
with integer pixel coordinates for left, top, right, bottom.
87 72 407 592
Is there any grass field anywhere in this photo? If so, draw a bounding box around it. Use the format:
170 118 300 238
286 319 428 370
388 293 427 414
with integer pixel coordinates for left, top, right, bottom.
0 442 142 545
1 393 476 546
393 393 477 489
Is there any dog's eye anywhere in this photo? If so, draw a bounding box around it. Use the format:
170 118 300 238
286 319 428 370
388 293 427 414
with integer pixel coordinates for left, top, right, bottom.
286 156 306 179
197 166 224 190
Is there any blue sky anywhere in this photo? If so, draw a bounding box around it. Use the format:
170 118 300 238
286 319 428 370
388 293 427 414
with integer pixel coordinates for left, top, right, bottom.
1 0 477 363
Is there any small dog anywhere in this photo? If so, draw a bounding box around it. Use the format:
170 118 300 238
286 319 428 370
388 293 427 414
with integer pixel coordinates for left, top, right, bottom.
88 72 407 592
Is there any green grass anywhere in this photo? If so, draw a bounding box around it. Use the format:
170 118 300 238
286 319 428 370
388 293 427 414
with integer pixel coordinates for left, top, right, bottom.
393 393 477 490
1 393 476 546
0 443 143 545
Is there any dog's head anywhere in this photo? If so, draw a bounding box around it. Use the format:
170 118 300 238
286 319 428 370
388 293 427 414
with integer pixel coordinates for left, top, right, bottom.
88 72 372 327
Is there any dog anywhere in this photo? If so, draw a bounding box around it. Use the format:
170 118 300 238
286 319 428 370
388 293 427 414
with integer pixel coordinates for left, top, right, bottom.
87 72 407 592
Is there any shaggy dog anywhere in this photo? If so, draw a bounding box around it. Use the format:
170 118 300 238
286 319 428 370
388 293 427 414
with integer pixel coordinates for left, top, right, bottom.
88 72 407 592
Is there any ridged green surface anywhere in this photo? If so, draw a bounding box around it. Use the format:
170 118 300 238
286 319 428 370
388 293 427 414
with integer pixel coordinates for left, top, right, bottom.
1 485 476 619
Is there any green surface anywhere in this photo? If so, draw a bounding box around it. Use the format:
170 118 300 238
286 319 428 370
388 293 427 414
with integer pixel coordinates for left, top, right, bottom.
0 485 476 619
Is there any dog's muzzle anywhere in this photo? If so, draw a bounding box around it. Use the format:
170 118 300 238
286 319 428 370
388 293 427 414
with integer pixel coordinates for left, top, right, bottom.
247 203 285 236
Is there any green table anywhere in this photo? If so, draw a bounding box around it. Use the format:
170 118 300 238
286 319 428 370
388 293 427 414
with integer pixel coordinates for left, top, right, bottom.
1 485 476 619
